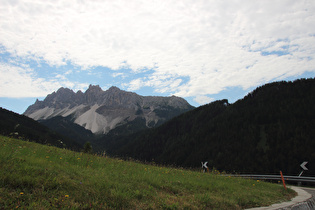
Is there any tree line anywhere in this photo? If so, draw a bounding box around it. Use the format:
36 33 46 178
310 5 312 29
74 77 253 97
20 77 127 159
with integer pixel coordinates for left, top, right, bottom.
104 78 315 176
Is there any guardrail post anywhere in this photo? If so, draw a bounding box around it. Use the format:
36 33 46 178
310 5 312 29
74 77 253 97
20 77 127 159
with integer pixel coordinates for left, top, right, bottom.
280 171 287 190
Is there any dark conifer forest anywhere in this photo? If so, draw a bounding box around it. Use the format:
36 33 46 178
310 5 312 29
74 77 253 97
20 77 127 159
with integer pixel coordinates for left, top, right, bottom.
104 78 315 176
0 108 81 150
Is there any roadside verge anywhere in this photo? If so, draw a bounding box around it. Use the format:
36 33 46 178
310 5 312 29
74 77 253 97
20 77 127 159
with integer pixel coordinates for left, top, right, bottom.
248 186 312 210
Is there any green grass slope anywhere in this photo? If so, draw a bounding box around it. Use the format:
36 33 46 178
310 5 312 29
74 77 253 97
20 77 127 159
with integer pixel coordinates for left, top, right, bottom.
0 135 295 209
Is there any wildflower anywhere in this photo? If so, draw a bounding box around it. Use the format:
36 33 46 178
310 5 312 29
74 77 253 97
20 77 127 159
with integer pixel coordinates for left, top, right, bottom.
77 158 80 160
60 157 62 159
65 195 69 198
20 192 24 195
257 180 260 183
46 156 49 158
253 184 255 186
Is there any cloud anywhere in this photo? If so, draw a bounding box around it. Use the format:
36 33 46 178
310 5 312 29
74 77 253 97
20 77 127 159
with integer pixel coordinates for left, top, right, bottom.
0 0 314 103
126 78 143 91
112 73 124 78
194 95 215 105
0 62 87 97
0 62 53 97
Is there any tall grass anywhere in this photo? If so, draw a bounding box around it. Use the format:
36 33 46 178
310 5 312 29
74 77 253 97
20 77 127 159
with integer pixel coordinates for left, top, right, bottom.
0 135 295 209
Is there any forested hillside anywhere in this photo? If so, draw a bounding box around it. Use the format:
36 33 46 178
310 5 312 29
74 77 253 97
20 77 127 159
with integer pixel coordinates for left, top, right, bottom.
105 78 315 176
0 108 81 150
39 115 95 147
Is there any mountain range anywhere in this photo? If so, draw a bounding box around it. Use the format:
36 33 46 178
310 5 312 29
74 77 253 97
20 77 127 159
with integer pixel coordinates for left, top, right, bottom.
24 85 194 145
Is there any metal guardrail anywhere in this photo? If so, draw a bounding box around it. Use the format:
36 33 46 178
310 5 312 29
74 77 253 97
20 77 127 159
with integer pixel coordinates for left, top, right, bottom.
228 174 315 183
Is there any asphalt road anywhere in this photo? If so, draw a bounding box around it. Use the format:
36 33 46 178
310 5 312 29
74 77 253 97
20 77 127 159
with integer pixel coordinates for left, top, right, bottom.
291 187 315 210
302 187 315 197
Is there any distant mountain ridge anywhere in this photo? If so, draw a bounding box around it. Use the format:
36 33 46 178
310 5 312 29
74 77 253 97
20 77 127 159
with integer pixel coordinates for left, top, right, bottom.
24 85 194 135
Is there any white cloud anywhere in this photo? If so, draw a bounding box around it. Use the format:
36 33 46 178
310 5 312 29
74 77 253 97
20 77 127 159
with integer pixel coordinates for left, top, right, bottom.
194 95 215 105
127 78 143 91
64 70 73 75
112 73 122 77
0 0 315 103
0 64 49 97
0 62 87 97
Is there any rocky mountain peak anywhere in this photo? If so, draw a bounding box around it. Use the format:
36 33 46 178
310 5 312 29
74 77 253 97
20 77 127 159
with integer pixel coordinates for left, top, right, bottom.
103 86 120 96
77 90 83 94
24 85 195 134
56 87 74 95
86 84 102 92
105 86 129 98
44 87 76 108
84 85 103 104
108 86 120 92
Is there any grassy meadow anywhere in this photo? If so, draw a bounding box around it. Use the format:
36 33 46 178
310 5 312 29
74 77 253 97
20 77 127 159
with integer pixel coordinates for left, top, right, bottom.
0 135 295 209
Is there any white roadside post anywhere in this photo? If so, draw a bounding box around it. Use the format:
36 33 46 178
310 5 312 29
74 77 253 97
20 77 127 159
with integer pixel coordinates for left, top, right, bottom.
298 161 308 186
299 161 308 177
201 161 208 173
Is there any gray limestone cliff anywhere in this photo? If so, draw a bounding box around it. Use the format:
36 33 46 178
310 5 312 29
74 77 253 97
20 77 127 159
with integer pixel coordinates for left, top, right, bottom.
24 85 194 134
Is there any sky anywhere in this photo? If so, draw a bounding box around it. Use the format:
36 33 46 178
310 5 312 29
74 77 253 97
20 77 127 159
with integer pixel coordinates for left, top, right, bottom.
1 0 315 114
